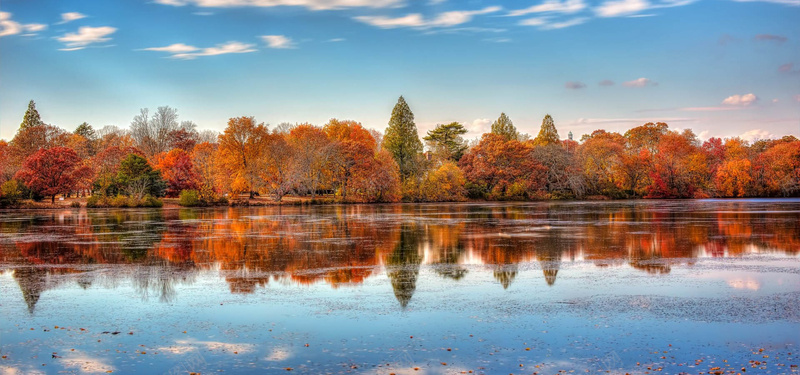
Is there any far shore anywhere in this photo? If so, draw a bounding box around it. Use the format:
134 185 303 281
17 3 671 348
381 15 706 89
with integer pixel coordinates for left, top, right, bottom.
5 194 798 210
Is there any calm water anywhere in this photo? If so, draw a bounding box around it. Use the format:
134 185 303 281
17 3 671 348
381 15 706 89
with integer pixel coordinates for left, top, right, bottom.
1 200 799 374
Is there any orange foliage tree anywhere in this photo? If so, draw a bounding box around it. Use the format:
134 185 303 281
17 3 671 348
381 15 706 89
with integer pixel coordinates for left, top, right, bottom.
154 149 199 197
15 147 90 203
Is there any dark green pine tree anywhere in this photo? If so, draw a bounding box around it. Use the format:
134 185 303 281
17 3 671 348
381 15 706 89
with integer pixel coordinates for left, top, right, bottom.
20 100 44 129
74 122 97 141
423 122 468 161
383 96 423 179
533 114 561 146
490 112 519 141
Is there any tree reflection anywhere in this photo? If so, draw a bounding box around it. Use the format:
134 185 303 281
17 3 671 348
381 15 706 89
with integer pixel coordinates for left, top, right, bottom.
1 201 799 310
385 223 423 308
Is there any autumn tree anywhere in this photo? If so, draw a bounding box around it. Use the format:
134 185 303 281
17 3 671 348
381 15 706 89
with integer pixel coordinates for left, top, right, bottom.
577 130 625 197
288 124 334 199
459 133 544 199
216 116 269 198
532 114 560 147
755 140 800 196
8 124 70 170
0 141 12 183
424 122 468 162
418 161 467 201
531 143 585 198
646 130 707 198
15 147 87 203
258 133 297 202
191 142 219 201
625 122 669 153
383 96 423 179
116 154 166 199
154 149 199 197
20 100 43 129
490 113 519 141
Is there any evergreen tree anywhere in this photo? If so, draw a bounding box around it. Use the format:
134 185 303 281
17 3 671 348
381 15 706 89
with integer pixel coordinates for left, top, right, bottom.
533 114 561 146
423 122 468 161
117 154 166 198
74 122 97 141
383 96 423 179
20 100 43 129
490 112 519 141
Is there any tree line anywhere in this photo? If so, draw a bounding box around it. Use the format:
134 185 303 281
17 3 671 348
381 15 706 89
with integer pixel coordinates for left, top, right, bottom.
1 97 799 206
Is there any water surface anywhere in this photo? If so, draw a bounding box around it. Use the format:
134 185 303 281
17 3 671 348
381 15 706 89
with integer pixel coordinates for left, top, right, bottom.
1 200 799 374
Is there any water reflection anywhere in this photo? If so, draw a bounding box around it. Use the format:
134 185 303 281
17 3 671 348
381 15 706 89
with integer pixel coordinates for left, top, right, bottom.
1 200 799 310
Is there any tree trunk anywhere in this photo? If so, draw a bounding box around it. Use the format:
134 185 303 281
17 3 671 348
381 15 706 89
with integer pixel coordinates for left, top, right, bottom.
51 195 55 204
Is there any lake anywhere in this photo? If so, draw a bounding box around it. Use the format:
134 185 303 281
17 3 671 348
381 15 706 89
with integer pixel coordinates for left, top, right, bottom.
1 200 799 374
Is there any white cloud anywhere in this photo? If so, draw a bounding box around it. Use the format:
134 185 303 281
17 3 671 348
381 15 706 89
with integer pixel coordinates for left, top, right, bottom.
59 12 87 24
154 0 403 10
519 17 548 26
23 24 47 33
144 41 257 59
354 6 501 29
622 77 657 87
519 16 588 29
595 0 649 17
0 12 47 37
142 43 200 53
468 118 492 134
261 35 295 49
57 26 116 50
739 129 775 142
594 0 696 17
328 38 346 42
794 94 800 103
508 0 586 16
722 93 758 106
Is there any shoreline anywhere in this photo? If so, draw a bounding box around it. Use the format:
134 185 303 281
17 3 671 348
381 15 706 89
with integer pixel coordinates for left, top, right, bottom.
2 195 799 210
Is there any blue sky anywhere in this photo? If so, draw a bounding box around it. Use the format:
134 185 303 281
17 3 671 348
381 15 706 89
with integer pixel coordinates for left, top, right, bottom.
1 0 798 142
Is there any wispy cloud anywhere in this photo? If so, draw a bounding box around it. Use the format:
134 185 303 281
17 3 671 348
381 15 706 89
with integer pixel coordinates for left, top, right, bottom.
154 0 403 11
795 94 800 103
754 33 787 42
143 41 257 59
57 26 117 50
519 16 588 29
594 0 696 18
622 77 657 87
354 6 501 29
598 79 615 86
722 93 758 106
565 81 587 89
0 12 47 37
142 43 200 53
327 38 346 42
507 0 586 16
261 35 295 49
58 12 87 24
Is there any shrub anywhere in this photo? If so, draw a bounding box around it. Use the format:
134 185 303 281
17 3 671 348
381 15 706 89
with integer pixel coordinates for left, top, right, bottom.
0 180 23 207
179 189 203 207
70 201 81 208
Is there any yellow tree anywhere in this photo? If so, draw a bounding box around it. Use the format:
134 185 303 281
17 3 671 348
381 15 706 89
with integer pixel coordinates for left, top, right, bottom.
216 116 269 198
